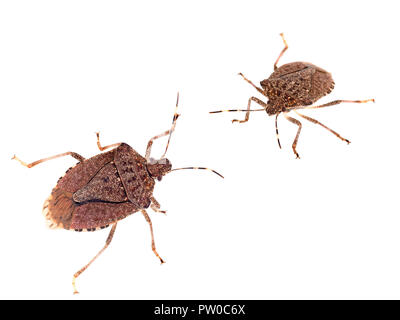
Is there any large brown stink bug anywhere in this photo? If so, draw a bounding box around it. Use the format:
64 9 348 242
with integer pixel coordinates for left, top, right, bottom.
210 33 375 158
12 94 223 294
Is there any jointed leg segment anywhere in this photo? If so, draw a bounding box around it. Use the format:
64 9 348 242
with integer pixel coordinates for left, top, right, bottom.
150 196 167 214
141 210 165 264
12 151 85 168
304 99 375 110
238 73 266 96
232 96 268 123
284 113 302 159
275 113 282 149
72 223 118 294
209 77 267 123
274 33 288 70
295 111 350 144
96 132 121 151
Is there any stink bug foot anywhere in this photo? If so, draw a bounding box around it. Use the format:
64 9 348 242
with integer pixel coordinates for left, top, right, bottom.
210 33 375 158
13 93 223 293
150 196 167 215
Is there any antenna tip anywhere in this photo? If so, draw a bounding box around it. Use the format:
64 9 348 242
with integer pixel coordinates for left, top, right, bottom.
211 169 224 179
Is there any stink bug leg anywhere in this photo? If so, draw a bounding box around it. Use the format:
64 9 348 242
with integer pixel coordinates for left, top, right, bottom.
231 96 268 124
150 195 167 214
96 132 121 151
12 152 85 167
304 99 375 110
294 111 350 144
13 93 223 294
141 210 164 264
72 223 117 295
274 32 288 71
283 113 302 159
210 33 375 158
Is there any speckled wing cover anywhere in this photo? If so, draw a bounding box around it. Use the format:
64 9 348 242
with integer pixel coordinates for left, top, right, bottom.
263 62 335 107
42 149 138 231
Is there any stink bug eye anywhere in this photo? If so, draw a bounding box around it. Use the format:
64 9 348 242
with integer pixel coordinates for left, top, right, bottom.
13 92 223 294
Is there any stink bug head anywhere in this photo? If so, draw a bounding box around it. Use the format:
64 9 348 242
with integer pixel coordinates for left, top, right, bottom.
265 99 283 116
146 93 224 180
147 158 172 181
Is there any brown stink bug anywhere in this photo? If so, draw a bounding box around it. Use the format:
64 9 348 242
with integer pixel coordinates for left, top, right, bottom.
12 94 223 294
210 33 375 158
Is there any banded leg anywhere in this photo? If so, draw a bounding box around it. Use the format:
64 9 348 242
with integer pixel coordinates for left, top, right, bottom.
274 33 288 70
150 196 167 214
72 223 117 294
304 99 375 110
145 93 180 161
284 113 302 159
295 111 350 144
96 132 121 151
275 113 282 149
141 210 165 264
232 97 268 124
12 151 84 168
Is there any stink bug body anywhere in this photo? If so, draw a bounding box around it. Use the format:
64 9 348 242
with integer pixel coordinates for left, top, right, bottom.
13 94 223 294
210 33 375 158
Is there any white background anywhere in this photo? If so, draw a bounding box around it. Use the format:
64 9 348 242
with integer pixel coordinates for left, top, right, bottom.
0 0 399 299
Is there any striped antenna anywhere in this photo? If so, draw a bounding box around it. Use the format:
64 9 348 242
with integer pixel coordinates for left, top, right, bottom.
169 167 224 179
161 92 180 158
274 33 288 70
146 92 181 161
209 108 265 114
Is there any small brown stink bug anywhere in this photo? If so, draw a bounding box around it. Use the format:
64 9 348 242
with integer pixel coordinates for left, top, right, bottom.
210 33 375 158
12 94 223 294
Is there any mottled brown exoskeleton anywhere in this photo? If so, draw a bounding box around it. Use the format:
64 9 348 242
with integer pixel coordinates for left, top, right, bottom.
12 94 223 294
210 33 375 158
